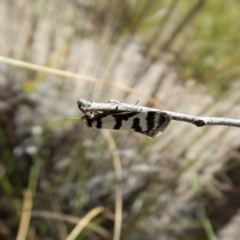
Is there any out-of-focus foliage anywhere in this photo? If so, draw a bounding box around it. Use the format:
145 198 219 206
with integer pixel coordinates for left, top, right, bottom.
178 0 240 92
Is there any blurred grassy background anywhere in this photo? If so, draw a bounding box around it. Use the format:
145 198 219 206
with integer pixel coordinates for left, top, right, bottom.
1 0 240 239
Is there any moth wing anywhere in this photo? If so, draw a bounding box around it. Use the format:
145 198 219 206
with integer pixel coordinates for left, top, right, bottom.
84 111 171 138
89 111 141 130
131 112 171 138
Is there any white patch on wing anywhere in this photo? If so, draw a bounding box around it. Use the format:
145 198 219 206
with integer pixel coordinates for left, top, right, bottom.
93 116 116 129
135 112 149 131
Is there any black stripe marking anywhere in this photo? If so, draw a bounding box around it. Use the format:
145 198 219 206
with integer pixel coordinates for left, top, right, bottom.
157 114 167 128
113 116 122 129
113 112 139 129
96 119 102 128
87 117 92 127
131 117 142 133
146 112 156 132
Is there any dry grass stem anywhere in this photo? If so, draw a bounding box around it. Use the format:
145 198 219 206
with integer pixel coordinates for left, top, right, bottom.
102 130 123 240
16 190 33 240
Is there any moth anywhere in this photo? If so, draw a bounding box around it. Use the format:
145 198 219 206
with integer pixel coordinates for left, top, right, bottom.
79 106 171 138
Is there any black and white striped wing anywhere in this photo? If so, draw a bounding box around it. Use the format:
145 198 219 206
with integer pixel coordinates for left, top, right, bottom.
83 111 171 138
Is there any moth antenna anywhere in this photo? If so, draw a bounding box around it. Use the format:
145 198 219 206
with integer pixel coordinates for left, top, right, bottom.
89 128 109 159
135 100 139 105
53 118 81 123
81 117 109 159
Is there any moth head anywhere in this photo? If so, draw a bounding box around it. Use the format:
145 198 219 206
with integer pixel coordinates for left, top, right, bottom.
81 114 93 128
77 98 92 115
